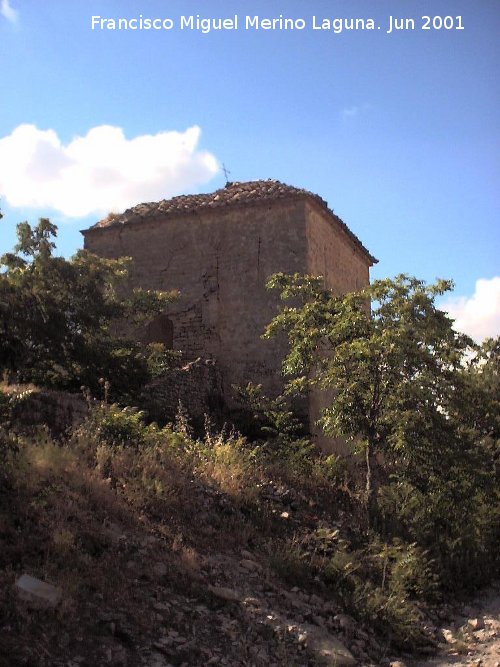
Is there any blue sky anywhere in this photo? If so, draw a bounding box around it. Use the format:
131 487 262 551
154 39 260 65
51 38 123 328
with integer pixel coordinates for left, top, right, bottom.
1 0 499 340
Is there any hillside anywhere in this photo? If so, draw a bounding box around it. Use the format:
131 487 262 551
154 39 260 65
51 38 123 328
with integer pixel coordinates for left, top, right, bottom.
1 222 498 666
1 393 498 667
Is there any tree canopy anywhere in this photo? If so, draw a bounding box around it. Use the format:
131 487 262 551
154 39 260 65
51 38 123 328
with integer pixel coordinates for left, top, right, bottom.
265 273 497 538
0 218 177 399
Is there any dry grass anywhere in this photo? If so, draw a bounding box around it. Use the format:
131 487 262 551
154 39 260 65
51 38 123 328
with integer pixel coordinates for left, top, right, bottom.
0 380 38 395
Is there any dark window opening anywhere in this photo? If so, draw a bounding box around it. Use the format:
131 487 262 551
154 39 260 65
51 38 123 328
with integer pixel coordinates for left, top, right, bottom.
144 315 174 349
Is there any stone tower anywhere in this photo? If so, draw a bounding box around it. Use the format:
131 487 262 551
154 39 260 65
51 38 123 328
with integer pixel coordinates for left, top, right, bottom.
82 180 377 450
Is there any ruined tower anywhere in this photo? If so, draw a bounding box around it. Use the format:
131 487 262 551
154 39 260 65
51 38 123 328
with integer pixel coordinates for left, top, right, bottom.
82 179 377 449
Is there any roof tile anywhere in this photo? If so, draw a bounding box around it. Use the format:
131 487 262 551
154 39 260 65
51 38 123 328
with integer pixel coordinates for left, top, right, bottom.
85 179 376 263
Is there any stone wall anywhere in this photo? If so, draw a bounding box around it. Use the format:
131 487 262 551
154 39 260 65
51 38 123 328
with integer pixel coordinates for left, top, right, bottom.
4 361 223 438
305 200 370 294
84 198 307 404
304 201 371 452
138 358 224 430
9 389 88 437
83 187 375 453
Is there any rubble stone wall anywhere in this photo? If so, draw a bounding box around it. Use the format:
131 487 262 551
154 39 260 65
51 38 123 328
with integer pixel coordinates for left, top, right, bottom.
138 358 224 429
10 389 88 437
83 189 375 453
305 200 370 294
84 199 307 404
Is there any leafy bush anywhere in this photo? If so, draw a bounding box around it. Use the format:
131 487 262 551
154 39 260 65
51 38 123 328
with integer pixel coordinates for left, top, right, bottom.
0 390 10 425
0 219 177 400
265 272 500 597
268 536 313 587
93 405 150 449
323 537 438 648
379 473 500 591
233 382 314 466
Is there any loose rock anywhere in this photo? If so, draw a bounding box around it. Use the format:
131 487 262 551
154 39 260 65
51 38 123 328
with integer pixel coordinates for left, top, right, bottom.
15 574 62 609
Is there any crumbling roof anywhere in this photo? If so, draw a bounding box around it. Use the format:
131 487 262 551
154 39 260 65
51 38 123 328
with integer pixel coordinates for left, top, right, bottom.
84 179 377 263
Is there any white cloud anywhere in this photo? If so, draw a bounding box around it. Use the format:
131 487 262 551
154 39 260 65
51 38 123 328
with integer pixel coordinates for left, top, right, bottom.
442 277 500 343
1 0 18 23
0 124 219 217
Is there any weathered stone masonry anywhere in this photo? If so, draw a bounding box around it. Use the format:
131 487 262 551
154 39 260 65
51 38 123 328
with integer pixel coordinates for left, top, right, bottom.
138 358 224 429
82 180 377 451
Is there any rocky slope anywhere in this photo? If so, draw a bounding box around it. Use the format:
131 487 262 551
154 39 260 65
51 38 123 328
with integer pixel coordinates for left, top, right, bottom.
0 427 497 667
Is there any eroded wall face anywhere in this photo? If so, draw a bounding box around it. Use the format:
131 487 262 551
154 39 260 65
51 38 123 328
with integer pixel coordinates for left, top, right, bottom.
138 358 223 430
85 199 373 453
305 202 372 454
305 202 370 294
84 200 308 403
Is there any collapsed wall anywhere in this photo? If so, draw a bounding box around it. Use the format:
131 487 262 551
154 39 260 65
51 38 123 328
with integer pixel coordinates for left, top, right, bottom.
138 358 224 430
9 388 88 437
82 180 377 452
4 358 224 437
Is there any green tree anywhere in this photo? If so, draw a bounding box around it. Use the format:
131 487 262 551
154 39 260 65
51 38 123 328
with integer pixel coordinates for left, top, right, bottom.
264 273 476 526
0 218 177 399
459 336 500 441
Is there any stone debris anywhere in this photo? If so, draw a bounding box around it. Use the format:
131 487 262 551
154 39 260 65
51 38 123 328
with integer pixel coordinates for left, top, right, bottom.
335 613 357 633
207 585 241 602
298 623 357 666
5 467 499 667
441 628 456 644
15 574 62 608
239 558 261 572
406 585 500 667
468 617 485 631
152 562 169 578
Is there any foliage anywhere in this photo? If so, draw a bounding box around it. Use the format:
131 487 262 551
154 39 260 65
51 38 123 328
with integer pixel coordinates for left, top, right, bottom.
323 537 438 648
269 529 437 649
268 536 313 587
457 336 500 450
0 389 11 425
145 342 182 378
0 219 177 399
0 388 24 477
233 382 314 465
265 274 473 516
92 404 153 449
265 273 499 589
1 380 492 655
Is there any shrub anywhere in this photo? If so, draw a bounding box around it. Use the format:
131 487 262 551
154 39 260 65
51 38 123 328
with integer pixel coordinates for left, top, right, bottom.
232 382 315 468
0 390 10 425
322 537 437 648
93 404 150 449
269 536 313 587
378 472 500 592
